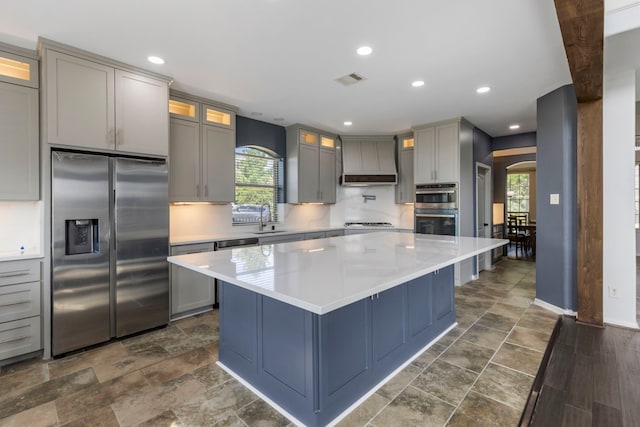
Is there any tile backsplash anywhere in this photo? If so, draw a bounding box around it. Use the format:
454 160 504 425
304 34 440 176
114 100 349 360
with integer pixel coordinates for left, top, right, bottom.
170 186 414 240
0 201 43 253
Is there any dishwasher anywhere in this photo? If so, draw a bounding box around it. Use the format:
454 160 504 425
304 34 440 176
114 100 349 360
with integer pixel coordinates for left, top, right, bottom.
213 237 259 306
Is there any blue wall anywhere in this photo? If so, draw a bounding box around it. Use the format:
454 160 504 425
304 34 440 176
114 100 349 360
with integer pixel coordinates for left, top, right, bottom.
473 127 493 167
535 85 578 311
492 132 537 151
236 115 287 202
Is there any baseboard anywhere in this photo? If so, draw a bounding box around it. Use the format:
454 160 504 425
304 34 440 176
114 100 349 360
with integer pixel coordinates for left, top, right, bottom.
533 298 577 316
604 318 640 330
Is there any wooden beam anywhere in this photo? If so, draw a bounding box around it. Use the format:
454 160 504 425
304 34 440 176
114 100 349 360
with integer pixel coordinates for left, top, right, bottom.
554 0 604 326
576 100 603 325
554 0 604 102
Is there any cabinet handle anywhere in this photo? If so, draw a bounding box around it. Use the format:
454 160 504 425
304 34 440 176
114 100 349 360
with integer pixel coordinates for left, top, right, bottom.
0 300 31 308
196 184 200 197
0 270 30 278
205 185 209 198
0 335 29 345
106 128 114 147
116 129 123 146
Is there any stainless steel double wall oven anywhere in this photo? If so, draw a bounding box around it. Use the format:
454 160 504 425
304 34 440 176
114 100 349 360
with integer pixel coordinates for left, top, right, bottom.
414 183 458 236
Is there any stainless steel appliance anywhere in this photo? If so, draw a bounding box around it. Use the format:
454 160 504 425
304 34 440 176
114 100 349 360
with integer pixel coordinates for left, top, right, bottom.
52 150 169 356
414 183 459 236
213 237 259 307
414 209 458 236
415 183 457 209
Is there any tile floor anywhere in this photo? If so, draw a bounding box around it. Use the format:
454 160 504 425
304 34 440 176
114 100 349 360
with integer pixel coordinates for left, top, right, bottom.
0 258 557 426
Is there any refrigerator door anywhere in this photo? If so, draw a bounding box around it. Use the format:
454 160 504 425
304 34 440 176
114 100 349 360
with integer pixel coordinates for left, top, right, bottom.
114 158 169 337
52 151 111 356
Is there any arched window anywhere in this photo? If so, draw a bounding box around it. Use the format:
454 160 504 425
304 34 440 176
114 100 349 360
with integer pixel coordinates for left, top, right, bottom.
233 146 281 224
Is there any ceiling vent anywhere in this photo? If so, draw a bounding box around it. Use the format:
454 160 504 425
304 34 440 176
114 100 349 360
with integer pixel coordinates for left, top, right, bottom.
335 73 366 86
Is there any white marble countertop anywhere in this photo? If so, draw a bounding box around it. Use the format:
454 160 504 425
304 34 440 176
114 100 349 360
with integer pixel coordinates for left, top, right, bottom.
168 232 508 315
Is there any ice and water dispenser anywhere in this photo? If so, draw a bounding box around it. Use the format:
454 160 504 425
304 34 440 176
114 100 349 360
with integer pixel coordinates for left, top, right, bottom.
65 219 99 255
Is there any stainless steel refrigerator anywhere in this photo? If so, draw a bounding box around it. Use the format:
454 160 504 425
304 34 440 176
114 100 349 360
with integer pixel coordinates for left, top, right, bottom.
51 150 169 356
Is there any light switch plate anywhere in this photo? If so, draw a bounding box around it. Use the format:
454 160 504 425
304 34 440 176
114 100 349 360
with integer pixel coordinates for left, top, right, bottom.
550 193 560 205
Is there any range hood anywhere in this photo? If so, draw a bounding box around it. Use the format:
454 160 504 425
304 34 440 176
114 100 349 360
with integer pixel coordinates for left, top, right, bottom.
340 137 398 186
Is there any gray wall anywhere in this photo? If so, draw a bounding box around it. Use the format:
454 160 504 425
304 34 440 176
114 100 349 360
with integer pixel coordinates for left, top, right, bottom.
535 84 578 311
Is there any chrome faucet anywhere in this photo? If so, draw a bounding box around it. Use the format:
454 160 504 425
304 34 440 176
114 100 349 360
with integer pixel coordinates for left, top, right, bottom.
259 203 270 231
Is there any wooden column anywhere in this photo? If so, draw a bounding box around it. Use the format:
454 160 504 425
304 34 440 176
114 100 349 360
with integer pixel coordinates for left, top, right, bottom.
554 0 604 325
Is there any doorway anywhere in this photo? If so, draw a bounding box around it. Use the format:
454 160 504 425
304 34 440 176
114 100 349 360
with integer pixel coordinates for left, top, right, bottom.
476 163 492 273
506 161 537 260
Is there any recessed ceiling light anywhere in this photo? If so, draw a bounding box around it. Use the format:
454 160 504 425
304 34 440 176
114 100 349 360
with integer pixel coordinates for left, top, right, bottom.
344 121 353 126
412 80 425 88
273 117 285 122
476 86 491 94
509 124 521 130
147 56 165 65
251 112 263 116
356 46 372 56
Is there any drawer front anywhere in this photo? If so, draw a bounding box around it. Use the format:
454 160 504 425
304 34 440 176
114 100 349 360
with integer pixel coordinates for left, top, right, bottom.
0 259 40 287
0 282 40 323
0 316 41 360
171 243 214 256
325 230 345 238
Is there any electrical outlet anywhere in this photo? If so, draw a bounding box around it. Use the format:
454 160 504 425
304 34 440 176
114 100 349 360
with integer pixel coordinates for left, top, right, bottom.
609 287 618 298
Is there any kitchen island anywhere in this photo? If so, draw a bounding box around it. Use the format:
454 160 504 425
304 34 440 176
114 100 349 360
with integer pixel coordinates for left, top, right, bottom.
168 232 506 426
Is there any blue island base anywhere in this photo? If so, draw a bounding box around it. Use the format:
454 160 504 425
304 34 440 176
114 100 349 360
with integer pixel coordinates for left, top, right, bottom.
218 265 455 427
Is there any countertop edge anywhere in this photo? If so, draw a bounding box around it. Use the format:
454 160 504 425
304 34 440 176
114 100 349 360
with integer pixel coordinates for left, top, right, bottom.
168 237 508 315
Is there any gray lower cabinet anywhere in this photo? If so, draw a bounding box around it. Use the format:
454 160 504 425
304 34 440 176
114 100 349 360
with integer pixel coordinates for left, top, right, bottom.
0 259 42 362
492 224 504 262
218 264 455 426
0 81 39 200
259 233 305 244
170 243 215 317
304 231 326 240
325 229 345 238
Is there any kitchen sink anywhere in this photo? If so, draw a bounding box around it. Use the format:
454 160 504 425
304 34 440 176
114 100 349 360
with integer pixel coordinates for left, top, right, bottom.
254 230 286 234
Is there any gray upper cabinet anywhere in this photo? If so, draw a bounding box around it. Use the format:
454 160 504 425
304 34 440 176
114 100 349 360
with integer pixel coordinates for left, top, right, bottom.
44 48 169 156
202 124 235 202
169 93 237 203
169 118 200 201
286 125 337 204
114 70 169 156
0 43 38 88
0 44 39 201
414 120 459 184
395 134 414 204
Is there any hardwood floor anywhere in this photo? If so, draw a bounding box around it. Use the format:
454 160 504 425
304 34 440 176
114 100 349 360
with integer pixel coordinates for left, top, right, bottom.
530 316 640 426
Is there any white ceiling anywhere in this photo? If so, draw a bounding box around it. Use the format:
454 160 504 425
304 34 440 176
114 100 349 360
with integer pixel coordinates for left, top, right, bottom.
0 0 574 137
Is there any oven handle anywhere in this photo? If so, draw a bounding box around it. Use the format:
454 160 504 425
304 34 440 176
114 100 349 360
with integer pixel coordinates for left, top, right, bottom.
416 189 456 194
416 214 456 218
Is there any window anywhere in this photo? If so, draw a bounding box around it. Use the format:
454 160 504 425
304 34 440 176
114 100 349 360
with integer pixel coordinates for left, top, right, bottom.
234 147 281 224
507 173 530 213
